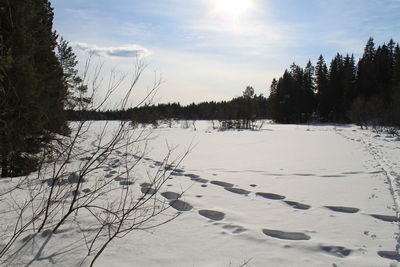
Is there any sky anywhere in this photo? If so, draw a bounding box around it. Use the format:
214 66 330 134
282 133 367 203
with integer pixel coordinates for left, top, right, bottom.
50 0 400 106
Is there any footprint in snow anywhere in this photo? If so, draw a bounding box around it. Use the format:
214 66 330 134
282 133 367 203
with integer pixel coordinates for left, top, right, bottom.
184 173 200 179
79 156 92 161
223 224 247 234
164 165 175 171
378 251 400 261
171 169 185 176
341 171 363 175
212 222 247 234
370 214 399 222
198 210 225 221
262 229 310 240
324 206 360 213
224 187 250 196
140 183 156 195
120 181 134 186
265 173 285 177
161 191 181 200
320 245 352 257
284 200 311 210
141 187 156 194
369 170 383 174
293 173 315 177
256 192 286 200
111 159 121 164
191 177 209 183
210 180 234 188
169 199 193 211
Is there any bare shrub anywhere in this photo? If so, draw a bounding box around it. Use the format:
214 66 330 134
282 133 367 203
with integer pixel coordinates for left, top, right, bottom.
0 58 189 266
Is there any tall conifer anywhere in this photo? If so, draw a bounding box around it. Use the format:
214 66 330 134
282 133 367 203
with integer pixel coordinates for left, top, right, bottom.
0 0 67 176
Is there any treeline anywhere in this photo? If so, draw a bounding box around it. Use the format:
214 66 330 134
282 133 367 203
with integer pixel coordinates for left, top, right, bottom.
267 38 400 127
67 87 268 123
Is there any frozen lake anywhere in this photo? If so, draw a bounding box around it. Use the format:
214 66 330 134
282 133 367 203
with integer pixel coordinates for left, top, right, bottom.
1 121 399 266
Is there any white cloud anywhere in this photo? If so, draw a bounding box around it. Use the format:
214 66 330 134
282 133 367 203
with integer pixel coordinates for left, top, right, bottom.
73 42 151 58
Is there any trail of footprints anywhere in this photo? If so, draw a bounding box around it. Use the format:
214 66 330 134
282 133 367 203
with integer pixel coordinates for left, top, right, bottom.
78 152 400 261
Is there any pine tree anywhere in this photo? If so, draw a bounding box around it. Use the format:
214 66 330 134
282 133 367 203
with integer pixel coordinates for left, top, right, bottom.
57 37 89 110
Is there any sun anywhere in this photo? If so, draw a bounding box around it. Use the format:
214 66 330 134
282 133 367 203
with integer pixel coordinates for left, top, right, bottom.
214 0 254 19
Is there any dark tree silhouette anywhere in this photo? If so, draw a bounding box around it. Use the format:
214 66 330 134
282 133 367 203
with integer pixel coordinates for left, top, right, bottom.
0 0 68 177
267 37 400 132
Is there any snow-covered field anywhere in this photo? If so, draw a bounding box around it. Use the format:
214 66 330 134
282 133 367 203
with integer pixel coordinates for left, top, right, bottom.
1 121 400 266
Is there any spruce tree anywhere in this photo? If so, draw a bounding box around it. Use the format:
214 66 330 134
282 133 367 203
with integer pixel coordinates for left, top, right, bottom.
315 55 330 121
57 37 89 110
394 44 400 86
275 70 295 123
328 53 345 121
302 60 316 120
342 54 357 119
375 43 394 103
357 37 378 98
267 78 278 119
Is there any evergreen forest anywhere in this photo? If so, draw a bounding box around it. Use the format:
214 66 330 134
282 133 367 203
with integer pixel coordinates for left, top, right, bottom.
267 38 400 127
0 0 399 177
0 0 82 177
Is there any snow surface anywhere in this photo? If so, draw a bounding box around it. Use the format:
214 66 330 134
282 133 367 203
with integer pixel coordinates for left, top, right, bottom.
1 121 400 266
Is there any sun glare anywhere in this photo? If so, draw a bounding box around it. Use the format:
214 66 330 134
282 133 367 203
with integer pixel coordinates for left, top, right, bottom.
214 0 254 19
